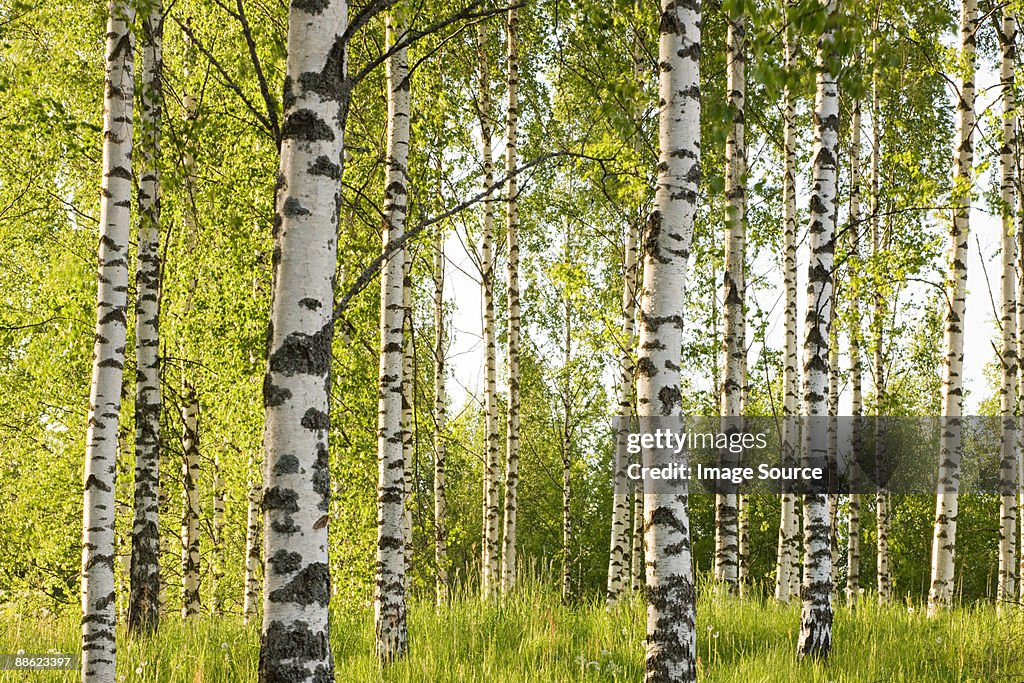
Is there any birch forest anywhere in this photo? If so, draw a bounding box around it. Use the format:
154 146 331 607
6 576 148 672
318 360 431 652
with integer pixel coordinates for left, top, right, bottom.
9 0 1024 680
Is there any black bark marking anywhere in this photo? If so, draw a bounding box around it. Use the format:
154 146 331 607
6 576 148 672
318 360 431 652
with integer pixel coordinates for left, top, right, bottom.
263 376 293 407
281 109 334 142
268 562 330 606
273 453 300 475
268 549 303 575
269 324 332 377
301 407 329 431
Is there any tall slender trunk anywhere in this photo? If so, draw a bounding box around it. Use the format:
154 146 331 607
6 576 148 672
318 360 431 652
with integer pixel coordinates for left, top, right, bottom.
180 382 201 616
243 452 262 625
607 26 645 606
640 0 700 678
775 0 801 604
257 0 345 679
501 4 522 595
827 319 839 601
561 228 573 602
796 0 838 659
476 23 501 599
928 0 977 618
1017 138 1024 605
179 18 202 620
374 13 410 661
996 3 1018 612
631 472 644 592
846 99 863 606
401 252 414 591
607 216 639 603
211 450 225 615
128 0 163 635
870 37 892 606
81 4 134 680
432 216 449 605
715 9 746 596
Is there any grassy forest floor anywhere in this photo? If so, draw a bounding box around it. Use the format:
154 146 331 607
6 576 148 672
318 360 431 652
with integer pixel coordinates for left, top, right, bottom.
1 582 1023 682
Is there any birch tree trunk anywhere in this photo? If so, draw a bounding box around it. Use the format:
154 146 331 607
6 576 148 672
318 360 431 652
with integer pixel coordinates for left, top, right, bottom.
607 217 639 604
476 23 501 600
607 27 645 606
639 0 700 677
180 383 201 616
128 0 162 636
81 4 134 679
374 13 410 662
996 3 1018 612
257 0 345 678
715 9 746 596
796 0 838 659
846 99 863 606
928 0 977 618
827 321 839 601
870 38 892 606
212 450 225 615
1018 151 1024 605
501 4 522 595
401 252 414 590
561 228 573 603
432 218 449 605
243 452 262 625
631 476 644 592
775 0 801 603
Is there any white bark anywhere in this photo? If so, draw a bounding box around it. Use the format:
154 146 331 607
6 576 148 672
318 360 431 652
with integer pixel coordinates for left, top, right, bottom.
607 215 639 604
561 228 573 603
501 4 522 595
797 0 838 659
82 4 134 680
374 12 411 662
258 0 345 678
212 450 225 616
997 3 1018 612
639 0 700 678
928 0 976 618
128 0 163 635
476 23 501 600
180 383 201 617
715 9 746 595
846 99 863 605
432 218 449 605
243 452 262 625
401 250 414 591
869 36 892 606
775 0 801 603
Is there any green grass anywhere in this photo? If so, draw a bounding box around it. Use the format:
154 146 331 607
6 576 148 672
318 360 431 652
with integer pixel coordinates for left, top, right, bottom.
2 584 1023 681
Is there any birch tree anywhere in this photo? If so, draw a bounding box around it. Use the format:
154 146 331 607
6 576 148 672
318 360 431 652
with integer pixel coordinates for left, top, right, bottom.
870 29 892 605
797 0 838 659
374 11 411 661
243 452 262 625
476 22 501 599
715 6 746 595
606 205 639 604
639 0 700 677
928 0 977 618
846 99 863 605
501 3 523 595
180 386 201 616
433 218 449 605
81 3 134 679
127 0 163 636
995 2 1018 611
775 0 801 604
257 0 346 678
